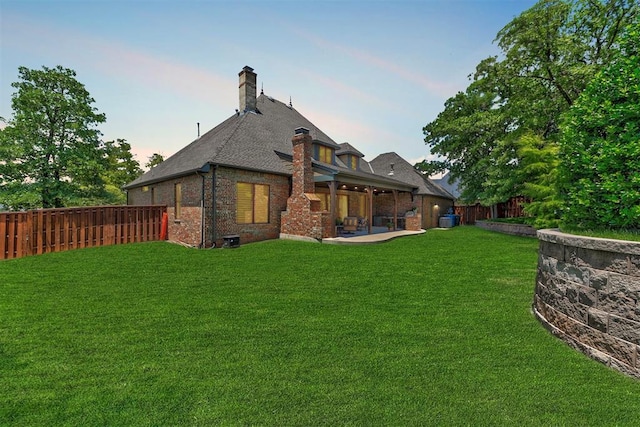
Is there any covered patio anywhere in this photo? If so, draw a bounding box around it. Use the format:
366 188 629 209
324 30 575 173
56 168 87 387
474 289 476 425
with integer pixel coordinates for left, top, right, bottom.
312 164 421 238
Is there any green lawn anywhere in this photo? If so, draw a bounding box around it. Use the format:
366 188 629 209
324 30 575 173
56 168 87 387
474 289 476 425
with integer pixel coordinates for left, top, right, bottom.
2 227 640 425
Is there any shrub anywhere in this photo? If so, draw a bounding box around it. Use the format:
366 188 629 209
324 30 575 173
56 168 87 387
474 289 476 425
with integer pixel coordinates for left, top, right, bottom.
558 19 640 230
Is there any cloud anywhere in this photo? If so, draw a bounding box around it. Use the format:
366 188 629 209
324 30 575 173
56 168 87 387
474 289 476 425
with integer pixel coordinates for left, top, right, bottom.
292 28 459 99
2 13 236 104
299 68 385 107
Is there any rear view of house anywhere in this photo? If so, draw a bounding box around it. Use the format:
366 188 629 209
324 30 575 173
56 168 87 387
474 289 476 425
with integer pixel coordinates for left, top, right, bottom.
125 66 453 247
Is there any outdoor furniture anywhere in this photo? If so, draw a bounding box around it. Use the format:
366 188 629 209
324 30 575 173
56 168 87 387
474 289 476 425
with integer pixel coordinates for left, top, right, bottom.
357 217 368 231
343 217 358 233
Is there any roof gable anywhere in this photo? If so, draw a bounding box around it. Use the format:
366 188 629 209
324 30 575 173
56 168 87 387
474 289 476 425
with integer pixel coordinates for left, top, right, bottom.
369 152 454 199
336 143 364 157
126 94 339 188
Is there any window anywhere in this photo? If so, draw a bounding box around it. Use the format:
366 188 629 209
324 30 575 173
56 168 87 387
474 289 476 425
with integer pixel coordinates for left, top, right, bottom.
174 183 182 219
317 145 333 164
337 194 348 220
237 183 270 224
317 193 330 211
350 156 358 170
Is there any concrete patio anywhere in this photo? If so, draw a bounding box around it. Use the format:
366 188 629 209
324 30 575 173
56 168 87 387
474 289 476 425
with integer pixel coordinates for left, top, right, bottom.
322 227 426 245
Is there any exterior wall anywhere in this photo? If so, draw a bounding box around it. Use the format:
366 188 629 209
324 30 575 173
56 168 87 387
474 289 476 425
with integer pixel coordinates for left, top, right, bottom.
128 173 203 246
127 167 290 247
213 167 289 246
534 229 640 379
348 191 369 218
373 192 414 216
421 195 454 229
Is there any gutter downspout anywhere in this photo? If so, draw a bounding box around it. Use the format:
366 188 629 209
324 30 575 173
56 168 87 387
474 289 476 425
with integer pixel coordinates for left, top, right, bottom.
212 165 218 245
199 172 205 248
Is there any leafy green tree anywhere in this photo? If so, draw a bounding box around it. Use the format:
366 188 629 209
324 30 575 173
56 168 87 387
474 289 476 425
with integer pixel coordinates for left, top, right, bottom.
0 66 107 209
419 58 513 204
559 18 640 230
145 153 164 169
515 134 561 228
102 139 143 204
419 0 638 215
496 0 636 134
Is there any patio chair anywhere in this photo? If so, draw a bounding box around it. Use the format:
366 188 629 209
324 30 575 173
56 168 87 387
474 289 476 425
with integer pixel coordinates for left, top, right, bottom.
357 217 368 231
343 217 358 233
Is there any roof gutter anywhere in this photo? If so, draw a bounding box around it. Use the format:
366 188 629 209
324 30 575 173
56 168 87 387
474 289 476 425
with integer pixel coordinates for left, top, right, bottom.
123 164 211 190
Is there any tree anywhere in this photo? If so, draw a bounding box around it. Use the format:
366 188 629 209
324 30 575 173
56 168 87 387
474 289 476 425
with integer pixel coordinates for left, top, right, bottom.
513 133 561 228
145 153 164 169
496 0 636 134
102 139 143 204
419 0 638 213
419 58 514 204
0 66 107 209
558 18 640 230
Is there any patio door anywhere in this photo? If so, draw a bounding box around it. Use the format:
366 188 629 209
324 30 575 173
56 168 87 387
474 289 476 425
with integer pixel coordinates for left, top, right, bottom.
337 194 348 220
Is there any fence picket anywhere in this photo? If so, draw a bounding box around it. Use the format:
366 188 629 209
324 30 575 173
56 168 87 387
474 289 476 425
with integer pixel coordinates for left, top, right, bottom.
0 214 7 260
0 206 166 260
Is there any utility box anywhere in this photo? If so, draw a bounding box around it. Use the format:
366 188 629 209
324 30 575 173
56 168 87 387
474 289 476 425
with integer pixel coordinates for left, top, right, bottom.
222 235 240 248
439 216 454 228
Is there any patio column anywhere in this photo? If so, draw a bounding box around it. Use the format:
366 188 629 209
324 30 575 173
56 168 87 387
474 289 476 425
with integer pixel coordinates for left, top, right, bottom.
367 186 373 234
329 181 337 237
393 190 398 230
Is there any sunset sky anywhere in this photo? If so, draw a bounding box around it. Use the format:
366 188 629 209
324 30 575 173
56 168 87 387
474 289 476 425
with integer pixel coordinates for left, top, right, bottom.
1 0 538 168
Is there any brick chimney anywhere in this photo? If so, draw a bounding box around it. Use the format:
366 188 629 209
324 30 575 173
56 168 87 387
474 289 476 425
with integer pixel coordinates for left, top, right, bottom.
291 127 314 197
239 66 257 113
280 127 328 240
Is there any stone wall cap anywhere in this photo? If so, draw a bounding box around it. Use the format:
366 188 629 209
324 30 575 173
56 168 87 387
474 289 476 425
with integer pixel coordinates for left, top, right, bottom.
538 229 640 255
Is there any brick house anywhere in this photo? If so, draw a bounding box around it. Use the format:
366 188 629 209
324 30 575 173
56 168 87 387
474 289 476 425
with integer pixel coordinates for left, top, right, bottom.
124 66 453 247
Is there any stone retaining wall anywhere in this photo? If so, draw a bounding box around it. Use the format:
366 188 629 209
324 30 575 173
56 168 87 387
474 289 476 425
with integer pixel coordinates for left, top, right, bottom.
476 220 537 237
534 229 640 379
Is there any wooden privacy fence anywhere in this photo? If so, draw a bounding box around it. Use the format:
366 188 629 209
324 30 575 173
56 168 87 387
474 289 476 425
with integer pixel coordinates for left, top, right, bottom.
455 204 492 225
455 196 531 225
0 205 166 260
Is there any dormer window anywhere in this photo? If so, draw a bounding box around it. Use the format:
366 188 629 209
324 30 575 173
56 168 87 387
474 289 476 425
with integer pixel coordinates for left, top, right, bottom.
336 143 363 171
350 156 358 170
315 144 334 164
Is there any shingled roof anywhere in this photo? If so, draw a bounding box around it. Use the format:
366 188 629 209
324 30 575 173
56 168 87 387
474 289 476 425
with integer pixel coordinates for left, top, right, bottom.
125 93 340 188
125 93 420 193
368 152 454 198
432 171 462 199
336 142 364 157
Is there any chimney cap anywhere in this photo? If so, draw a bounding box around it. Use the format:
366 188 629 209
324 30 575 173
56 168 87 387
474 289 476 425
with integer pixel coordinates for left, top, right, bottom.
295 127 310 135
241 65 254 74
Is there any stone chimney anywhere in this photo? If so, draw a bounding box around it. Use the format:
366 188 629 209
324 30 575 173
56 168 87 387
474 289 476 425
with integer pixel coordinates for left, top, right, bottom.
238 66 257 113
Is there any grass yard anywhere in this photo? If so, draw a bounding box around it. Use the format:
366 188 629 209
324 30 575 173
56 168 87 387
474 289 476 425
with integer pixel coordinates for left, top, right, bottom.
2 226 640 425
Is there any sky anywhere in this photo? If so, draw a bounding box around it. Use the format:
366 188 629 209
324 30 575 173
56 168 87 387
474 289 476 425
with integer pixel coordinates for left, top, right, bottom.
1 0 538 169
